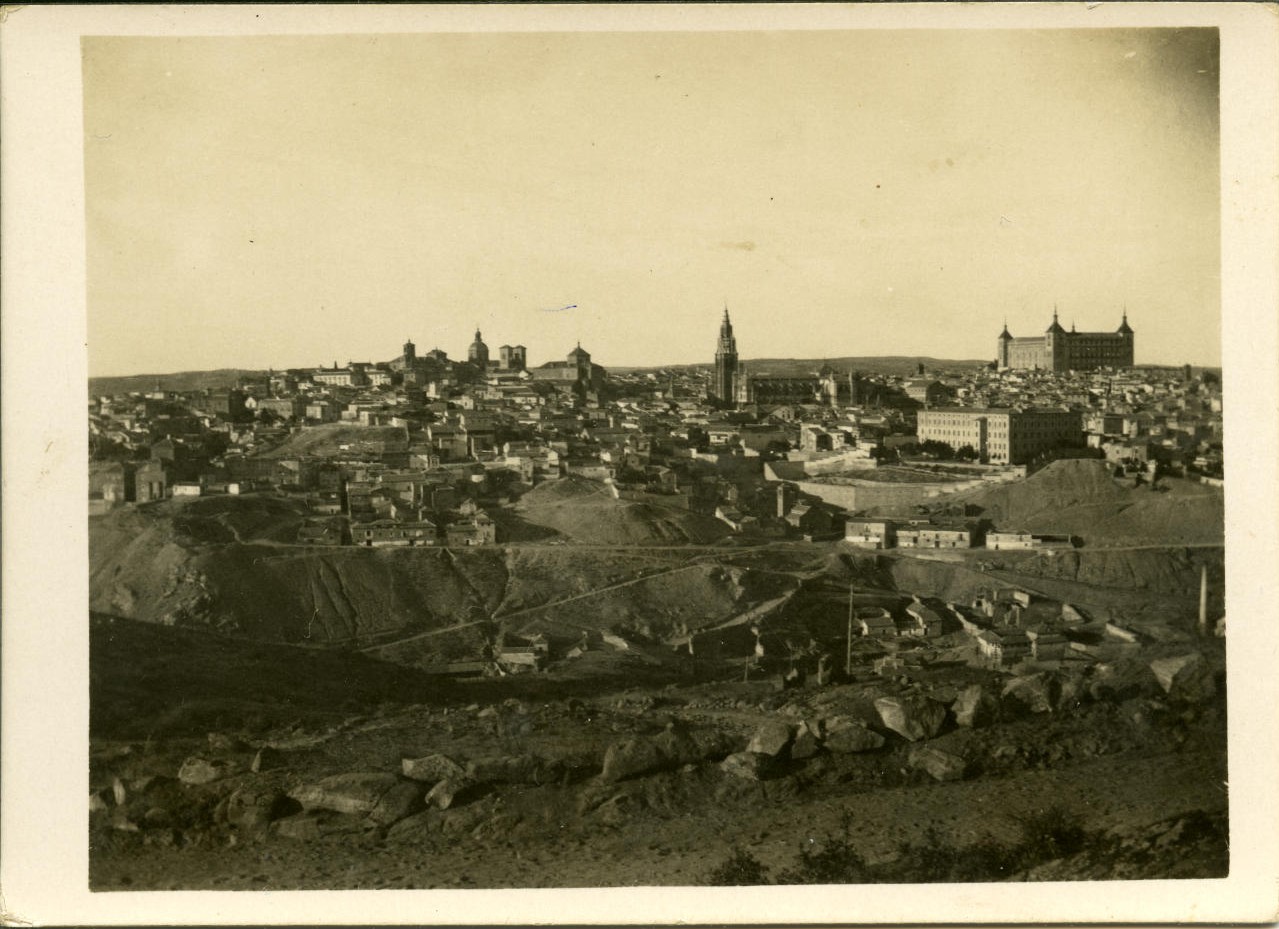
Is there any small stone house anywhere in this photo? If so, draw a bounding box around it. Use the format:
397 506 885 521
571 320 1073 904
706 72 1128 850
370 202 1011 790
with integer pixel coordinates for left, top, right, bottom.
351 518 438 547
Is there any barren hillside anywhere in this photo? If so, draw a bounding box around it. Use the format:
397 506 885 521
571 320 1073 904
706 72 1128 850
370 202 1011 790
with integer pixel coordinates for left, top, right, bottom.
949 460 1224 546
513 477 732 545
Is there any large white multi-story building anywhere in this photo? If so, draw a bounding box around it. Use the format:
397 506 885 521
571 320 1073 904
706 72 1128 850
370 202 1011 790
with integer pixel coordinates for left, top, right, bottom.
916 407 1082 464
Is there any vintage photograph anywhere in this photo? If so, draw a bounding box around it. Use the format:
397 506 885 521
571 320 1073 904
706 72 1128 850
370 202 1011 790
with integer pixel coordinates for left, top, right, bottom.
77 23 1234 895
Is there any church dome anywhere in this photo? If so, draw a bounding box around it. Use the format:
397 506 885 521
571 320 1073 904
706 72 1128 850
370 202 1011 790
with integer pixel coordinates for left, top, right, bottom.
468 329 490 365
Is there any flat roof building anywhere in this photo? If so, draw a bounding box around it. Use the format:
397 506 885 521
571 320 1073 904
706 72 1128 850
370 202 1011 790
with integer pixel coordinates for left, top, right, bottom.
916 407 1082 464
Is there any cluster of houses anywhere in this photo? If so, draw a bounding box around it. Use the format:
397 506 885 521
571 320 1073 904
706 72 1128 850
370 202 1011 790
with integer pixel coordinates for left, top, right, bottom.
843 517 1071 552
940 364 1223 480
854 588 1092 672
89 327 1222 550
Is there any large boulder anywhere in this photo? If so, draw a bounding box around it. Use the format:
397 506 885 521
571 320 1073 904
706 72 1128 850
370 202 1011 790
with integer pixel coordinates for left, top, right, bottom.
951 684 997 728
1150 653 1216 703
908 745 968 782
1055 670 1088 713
1088 657 1156 702
466 753 581 786
823 719 885 754
600 738 667 784
177 756 241 785
599 727 732 783
720 751 770 780
402 753 466 785
746 721 794 758
425 777 473 810
873 696 947 742
225 784 292 831
790 721 824 760
368 781 425 826
288 772 400 815
1002 673 1059 715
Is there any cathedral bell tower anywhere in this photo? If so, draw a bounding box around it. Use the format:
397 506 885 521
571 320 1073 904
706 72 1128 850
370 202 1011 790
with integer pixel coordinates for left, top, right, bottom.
713 307 739 407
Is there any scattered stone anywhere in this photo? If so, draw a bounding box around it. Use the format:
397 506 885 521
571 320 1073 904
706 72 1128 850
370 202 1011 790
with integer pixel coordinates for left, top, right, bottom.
402 753 467 784
1056 671 1088 712
178 756 241 785
952 684 996 728
745 721 793 758
761 774 801 801
1088 658 1154 702
790 724 823 761
823 721 885 754
112 777 127 807
466 753 578 786
600 738 665 784
128 774 172 795
720 751 770 780
599 728 732 783
908 745 968 782
288 772 400 815
386 809 440 840
873 696 947 742
477 706 499 719
90 790 111 813
368 781 424 826
425 778 472 810
1150 653 1216 703
226 784 291 831
1002 673 1059 715
273 813 322 841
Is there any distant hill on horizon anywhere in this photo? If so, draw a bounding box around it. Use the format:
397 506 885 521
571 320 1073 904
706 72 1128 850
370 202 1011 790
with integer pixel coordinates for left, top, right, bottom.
90 356 1216 396
91 357 987 395
90 369 266 397
613 356 993 377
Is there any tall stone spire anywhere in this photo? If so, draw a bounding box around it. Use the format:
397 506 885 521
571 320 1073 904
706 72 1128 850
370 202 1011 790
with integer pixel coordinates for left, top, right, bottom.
713 306 739 407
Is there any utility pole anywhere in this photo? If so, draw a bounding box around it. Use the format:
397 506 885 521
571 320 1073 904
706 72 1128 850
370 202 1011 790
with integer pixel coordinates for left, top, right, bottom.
1198 564 1208 636
846 580 854 677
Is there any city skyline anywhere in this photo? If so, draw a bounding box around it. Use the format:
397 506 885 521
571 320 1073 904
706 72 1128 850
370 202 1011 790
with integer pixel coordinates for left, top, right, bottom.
85 28 1220 377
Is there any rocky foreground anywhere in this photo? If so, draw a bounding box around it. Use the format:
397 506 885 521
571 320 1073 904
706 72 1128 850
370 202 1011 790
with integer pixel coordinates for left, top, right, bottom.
89 637 1227 890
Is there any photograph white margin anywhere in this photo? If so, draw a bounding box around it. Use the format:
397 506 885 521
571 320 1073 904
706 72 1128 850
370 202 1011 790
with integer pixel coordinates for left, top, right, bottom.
2 3 1276 925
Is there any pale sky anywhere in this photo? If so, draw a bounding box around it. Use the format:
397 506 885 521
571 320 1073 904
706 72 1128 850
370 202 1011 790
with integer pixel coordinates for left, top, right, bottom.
84 28 1220 375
